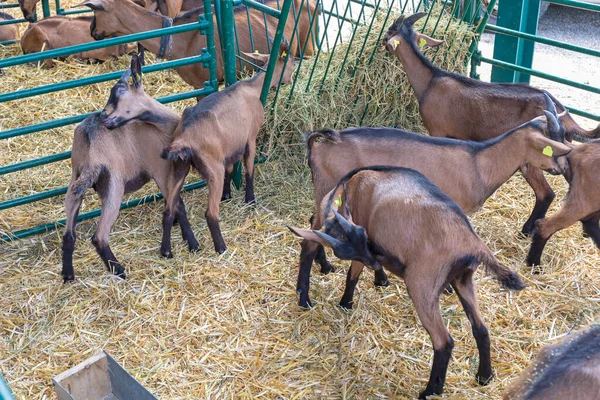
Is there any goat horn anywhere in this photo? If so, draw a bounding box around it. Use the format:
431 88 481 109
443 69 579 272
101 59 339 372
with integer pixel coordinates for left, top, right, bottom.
403 12 427 27
332 209 355 237
543 110 560 136
119 68 132 82
542 93 558 118
314 230 344 249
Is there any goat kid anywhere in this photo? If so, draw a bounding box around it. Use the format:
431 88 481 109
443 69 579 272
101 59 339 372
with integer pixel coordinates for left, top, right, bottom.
160 41 294 255
290 166 526 399
527 139 600 267
62 49 198 282
76 0 317 89
503 324 600 400
383 12 600 236
21 16 134 67
296 112 570 308
0 12 19 42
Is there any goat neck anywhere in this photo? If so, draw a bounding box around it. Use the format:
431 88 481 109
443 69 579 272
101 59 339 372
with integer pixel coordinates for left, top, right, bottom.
114 3 170 55
388 32 435 99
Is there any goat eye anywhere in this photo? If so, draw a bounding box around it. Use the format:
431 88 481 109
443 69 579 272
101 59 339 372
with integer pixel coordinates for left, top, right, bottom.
118 88 127 95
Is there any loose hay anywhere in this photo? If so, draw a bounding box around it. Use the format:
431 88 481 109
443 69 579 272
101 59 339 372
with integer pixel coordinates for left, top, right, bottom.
1 4 600 400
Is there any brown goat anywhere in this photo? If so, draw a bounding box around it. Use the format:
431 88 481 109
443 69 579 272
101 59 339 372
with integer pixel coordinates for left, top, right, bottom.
527 139 600 267
503 325 600 400
290 166 526 399
76 0 317 88
160 41 294 255
21 16 134 67
62 49 198 282
383 12 600 237
0 12 19 42
16 0 38 22
296 112 571 308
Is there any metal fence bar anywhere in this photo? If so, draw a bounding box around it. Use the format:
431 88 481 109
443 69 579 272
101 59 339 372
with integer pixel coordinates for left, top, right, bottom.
0 22 209 68
0 151 71 176
1 187 69 211
0 55 210 104
1 181 208 242
0 3 20 9
0 18 27 25
546 0 600 12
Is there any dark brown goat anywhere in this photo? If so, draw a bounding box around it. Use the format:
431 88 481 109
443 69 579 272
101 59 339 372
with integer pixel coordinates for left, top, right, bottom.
290 166 526 400
76 0 317 88
527 139 600 267
383 12 600 236
62 49 197 282
21 16 134 67
296 112 570 308
160 41 294 255
16 0 38 22
0 12 19 42
503 325 600 400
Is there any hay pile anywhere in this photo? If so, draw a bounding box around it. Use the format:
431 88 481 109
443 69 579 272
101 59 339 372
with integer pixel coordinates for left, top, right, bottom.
1 3 600 400
260 5 476 153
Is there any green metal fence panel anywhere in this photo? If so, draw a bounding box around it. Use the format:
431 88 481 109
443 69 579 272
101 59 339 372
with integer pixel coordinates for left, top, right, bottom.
0 1 219 242
0 373 15 400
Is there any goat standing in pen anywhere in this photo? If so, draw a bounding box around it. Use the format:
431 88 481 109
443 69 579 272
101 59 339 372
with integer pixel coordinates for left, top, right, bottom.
289 166 526 400
296 110 570 308
76 0 317 88
527 138 600 267
503 324 600 400
160 40 294 255
62 48 198 282
383 12 600 237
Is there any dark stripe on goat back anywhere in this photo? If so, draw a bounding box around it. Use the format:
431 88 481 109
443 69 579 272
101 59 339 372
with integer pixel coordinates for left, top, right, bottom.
323 166 475 236
79 114 105 146
338 119 543 153
0 11 15 20
524 325 600 400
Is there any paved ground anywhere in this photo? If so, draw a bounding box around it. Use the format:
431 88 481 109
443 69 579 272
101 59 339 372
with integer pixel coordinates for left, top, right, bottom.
478 4 600 130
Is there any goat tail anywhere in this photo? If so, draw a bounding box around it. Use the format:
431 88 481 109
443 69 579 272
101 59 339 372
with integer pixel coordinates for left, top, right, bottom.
71 165 102 198
562 113 600 142
304 129 341 150
479 249 526 291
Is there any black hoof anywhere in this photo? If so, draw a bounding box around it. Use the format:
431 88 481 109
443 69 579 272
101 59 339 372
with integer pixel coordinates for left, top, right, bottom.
188 241 200 252
161 249 173 259
476 372 493 386
115 271 127 280
245 197 256 205
531 265 544 274
583 231 590 239
63 275 74 283
221 193 231 202
374 277 389 287
339 301 352 310
215 244 227 254
298 297 314 309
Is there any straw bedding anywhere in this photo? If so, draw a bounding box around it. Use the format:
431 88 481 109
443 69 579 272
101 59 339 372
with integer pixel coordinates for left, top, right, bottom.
1 3 600 400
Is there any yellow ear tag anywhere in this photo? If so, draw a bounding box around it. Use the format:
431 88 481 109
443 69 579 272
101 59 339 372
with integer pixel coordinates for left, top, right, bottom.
281 51 287 58
542 146 553 157
392 39 400 50
253 50 260 54
134 73 141 82
334 195 342 207
419 37 427 48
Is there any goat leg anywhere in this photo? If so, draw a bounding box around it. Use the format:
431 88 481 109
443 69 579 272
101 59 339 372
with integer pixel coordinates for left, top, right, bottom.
243 142 256 204
62 185 84 282
206 164 227 254
222 164 233 201
339 260 364 309
520 166 555 237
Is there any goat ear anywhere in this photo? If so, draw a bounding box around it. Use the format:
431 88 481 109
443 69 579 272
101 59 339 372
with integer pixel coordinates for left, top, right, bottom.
415 32 444 48
241 51 269 66
73 0 103 9
287 226 335 247
386 35 402 51
137 43 146 65
533 136 572 157
130 55 142 88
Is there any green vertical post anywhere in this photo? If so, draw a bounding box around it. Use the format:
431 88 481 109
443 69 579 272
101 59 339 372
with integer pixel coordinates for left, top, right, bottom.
0 373 15 400
491 0 539 83
42 0 51 18
218 0 243 188
259 0 292 104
